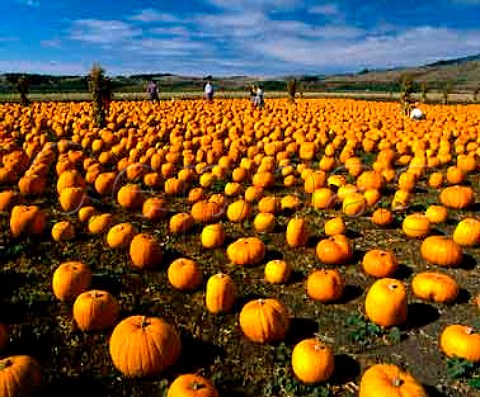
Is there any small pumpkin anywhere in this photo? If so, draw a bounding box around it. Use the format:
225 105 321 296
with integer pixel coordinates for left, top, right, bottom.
51 221 75 242
311 188 336 209
167 374 219 397
361 249 398 278
324 216 346 236
52 261 92 302
411 272 459 303
365 278 407 327
420 236 463 267
359 364 427 397
10 205 46 238
316 234 353 265
129 233 163 270
109 315 181 377
306 269 344 302
117 183 144 210
73 290 119 331
286 217 309 247
342 192 367 217
253 212 276 233
239 298 290 343
191 200 225 224
439 185 475 209
292 338 335 384
227 237 266 266
371 208 394 227
87 213 113 235
142 197 167 221
201 223 226 249
453 217 480 246
169 213 194 234
402 213 431 238
440 324 480 362
167 258 202 291
107 222 136 249
205 272 236 314
424 205 448 224
264 260 291 284
227 199 253 223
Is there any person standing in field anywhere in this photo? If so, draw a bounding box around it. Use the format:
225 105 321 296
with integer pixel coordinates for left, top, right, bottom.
147 80 159 102
409 102 425 120
254 84 265 109
204 76 215 102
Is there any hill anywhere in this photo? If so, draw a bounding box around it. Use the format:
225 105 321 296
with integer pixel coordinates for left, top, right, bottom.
1 53 480 94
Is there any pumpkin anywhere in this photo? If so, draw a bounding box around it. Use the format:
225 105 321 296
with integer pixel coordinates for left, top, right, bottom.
453 217 480 246
324 217 346 236
239 298 290 343
87 213 113 235
227 237 266 266
402 213 431 238
56 170 85 194
439 185 475 209
18 174 46 196
428 172 444 189
446 166 465 185
253 213 276 233
371 208 394 227
424 205 448 224
244 186 264 203
73 290 119 331
420 236 463 267
311 188 336 209
0 190 20 212
52 261 92 302
286 217 309 247
94 172 117 195
109 315 181 377
411 272 459 303
129 233 163 269
0 355 42 397
142 197 167 221
169 213 194 234
117 183 144 210
191 200 225 224
281 195 302 211
78 206 97 222
167 374 219 397
365 278 407 327
167 258 202 291
188 187 205 203
361 249 398 278
440 324 480 362
292 338 334 384
201 223 225 248
51 221 75 242
227 199 253 223
306 269 344 302
391 189 411 211
258 196 281 213
342 192 367 217
10 205 46 238
107 222 136 249
359 364 427 397
205 272 236 314
316 235 353 265
264 260 291 284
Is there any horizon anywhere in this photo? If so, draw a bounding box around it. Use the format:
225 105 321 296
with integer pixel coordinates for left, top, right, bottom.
2 0 480 76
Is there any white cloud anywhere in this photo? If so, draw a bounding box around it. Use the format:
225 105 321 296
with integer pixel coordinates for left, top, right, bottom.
70 19 141 46
207 0 300 11
0 60 88 75
309 4 340 16
129 9 180 23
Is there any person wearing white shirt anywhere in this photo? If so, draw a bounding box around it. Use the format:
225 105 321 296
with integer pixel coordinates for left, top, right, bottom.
204 78 214 102
410 103 425 120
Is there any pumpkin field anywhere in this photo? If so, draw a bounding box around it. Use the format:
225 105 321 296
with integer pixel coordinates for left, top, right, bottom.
1 97 480 397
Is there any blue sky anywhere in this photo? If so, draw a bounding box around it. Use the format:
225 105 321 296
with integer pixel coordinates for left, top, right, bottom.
1 0 480 76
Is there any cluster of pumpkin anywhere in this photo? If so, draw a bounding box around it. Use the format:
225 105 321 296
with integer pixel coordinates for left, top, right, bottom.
0 98 480 395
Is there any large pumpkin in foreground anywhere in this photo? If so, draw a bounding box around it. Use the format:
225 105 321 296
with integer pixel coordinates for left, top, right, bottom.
109 315 181 377
365 278 407 327
167 374 219 397
227 237 265 266
239 298 290 343
440 324 480 362
291 338 335 384
359 364 427 397
0 355 42 397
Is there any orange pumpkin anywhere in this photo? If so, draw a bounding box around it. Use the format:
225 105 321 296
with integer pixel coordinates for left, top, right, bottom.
440 324 480 362
52 261 92 302
361 250 398 278
167 258 202 291
129 233 163 270
292 338 335 384
420 236 463 267
365 278 407 327
227 237 266 266
306 269 344 302
411 272 458 303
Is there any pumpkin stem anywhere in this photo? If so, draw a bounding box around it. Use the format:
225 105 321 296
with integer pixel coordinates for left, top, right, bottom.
465 327 474 335
0 359 11 370
191 382 206 391
140 316 149 328
392 377 403 387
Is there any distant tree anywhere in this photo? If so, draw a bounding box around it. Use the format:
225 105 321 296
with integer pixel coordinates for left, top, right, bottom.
473 85 480 103
17 76 30 106
287 79 297 102
88 64 112 128
420 82 428 103
442 82 452 105
399 74 414 115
